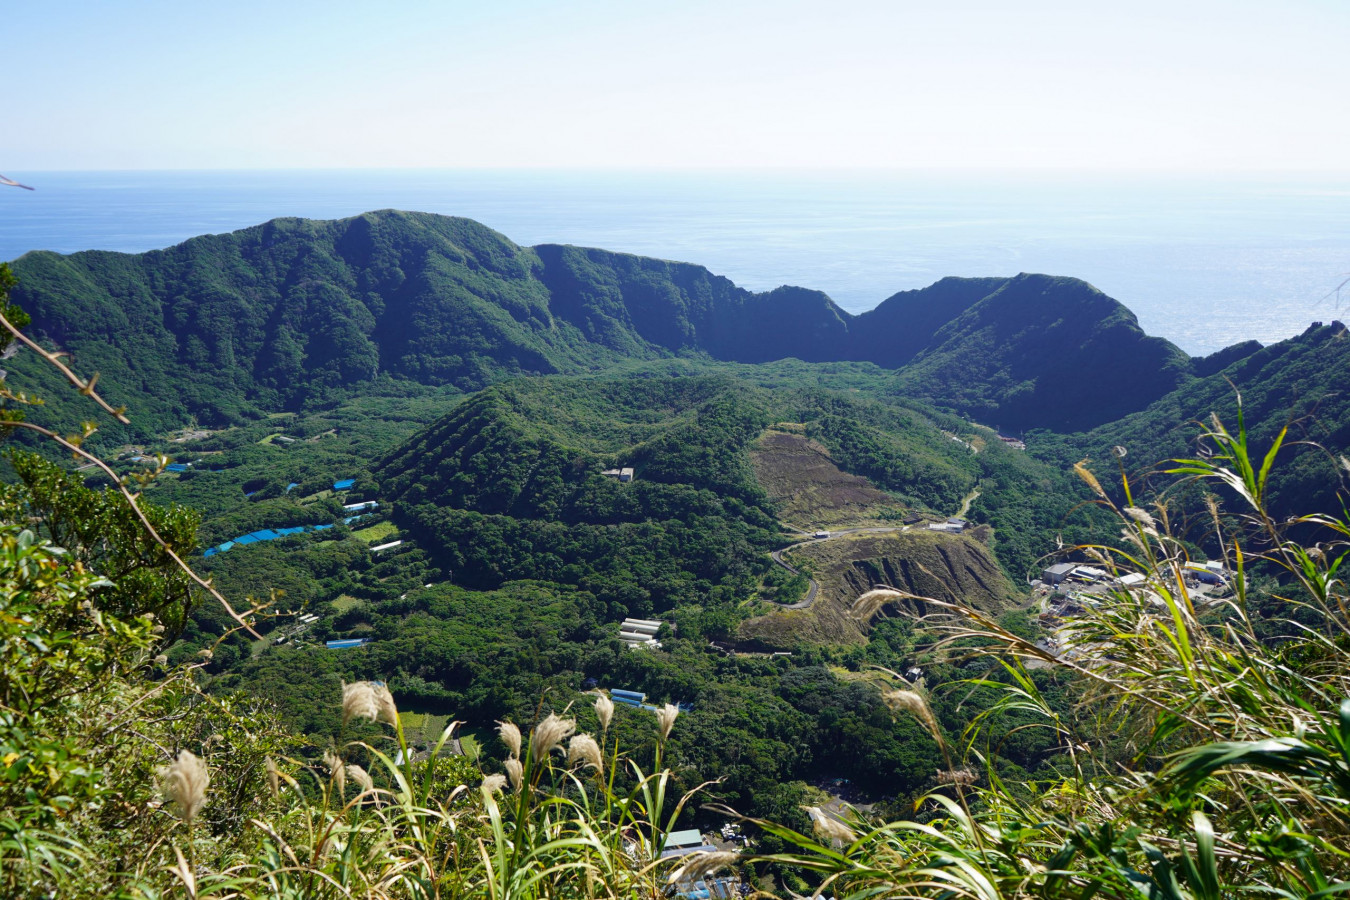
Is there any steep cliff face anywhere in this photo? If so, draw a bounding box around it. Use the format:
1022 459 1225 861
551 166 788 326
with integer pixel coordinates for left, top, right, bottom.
11 210 1198 435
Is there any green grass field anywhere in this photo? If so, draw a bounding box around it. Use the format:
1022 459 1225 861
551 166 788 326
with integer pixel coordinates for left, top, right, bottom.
352 520 398 543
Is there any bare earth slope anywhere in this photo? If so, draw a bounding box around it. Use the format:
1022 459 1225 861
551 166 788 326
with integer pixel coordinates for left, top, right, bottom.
740 531 1021 647
749 427 900 529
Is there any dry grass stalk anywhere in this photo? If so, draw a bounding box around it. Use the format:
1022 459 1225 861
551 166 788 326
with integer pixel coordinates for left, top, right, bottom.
265 756 280 802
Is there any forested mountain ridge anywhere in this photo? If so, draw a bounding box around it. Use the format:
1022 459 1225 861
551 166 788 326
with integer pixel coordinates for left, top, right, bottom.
892 274 1193 431
9 209 1197 436
1038 319 1350 519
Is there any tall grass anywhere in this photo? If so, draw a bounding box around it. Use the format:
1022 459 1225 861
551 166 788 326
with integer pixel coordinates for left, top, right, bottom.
746 410 1350 897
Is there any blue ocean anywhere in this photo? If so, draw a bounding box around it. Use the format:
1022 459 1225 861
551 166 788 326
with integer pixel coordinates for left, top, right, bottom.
1 169 1346 356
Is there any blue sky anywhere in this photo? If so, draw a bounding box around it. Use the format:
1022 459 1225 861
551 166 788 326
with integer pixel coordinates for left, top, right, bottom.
6 0 1348 171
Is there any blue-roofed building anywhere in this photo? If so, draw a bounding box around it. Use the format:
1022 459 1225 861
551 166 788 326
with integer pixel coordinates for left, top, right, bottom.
165 463 189 472
326 639 367 650
333 479 356 491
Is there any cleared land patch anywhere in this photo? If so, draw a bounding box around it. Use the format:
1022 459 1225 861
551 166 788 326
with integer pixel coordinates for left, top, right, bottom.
750 428 901 529
352 521 397 543
739 530 1021 648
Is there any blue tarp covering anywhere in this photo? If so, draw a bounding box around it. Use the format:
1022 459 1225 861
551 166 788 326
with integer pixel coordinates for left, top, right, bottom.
343 515 368 525
165 463 189 472
202 523 335 557
285 482 299 492
333 479 356 490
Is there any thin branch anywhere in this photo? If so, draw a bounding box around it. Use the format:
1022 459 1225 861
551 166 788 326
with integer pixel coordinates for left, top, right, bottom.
1 419 262 639
0 312 130 423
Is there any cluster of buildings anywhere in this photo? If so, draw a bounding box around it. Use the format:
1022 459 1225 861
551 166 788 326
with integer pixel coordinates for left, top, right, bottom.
1035 559 1232 631
618 617 663 649
271 612 320 645
601 467 635 482
927 517 967 534
1040 560 1229 590
661 830 744 899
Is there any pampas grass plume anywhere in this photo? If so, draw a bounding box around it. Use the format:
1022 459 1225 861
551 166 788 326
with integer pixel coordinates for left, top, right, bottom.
156 749 209 825
372 682 399 727
668 850 739 883
804 806 855 844
346 763 374 794
883 689 942 744
530 712 576 759
324 749 346 795
342 681 380 725
657 703 679 741
567 733 602 772
497 720 522 759
594 692 614 733
504 757 524 792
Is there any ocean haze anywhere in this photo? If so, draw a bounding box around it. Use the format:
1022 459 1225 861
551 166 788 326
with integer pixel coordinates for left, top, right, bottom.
1 169 1346 357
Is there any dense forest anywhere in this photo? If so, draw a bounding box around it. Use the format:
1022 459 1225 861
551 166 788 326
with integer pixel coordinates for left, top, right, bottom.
7 210 1207 438
3 218 1350 896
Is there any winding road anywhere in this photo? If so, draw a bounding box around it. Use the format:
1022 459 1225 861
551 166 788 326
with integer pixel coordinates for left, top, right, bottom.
767 526 911 609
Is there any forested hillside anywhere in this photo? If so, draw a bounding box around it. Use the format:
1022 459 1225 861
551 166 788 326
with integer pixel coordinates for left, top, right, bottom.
5 225 1350 896
1033 319 1350 524
9 210 1198 436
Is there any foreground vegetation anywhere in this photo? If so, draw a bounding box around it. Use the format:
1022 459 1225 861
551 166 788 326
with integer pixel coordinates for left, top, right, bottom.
4 249 1350 896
